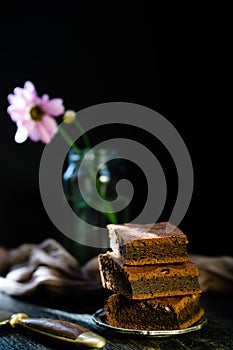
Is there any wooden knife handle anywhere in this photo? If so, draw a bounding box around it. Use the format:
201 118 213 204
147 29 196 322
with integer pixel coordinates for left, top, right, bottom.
9 313 106 348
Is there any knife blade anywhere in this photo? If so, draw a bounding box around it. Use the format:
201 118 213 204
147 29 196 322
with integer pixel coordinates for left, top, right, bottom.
0 310 106 348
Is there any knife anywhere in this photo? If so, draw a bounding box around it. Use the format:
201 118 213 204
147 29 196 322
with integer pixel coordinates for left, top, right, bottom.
0 310 106 348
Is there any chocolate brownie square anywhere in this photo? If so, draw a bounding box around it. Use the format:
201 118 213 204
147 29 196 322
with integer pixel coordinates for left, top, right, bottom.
107 222 190 265
104 293 205 330
98 251 201 299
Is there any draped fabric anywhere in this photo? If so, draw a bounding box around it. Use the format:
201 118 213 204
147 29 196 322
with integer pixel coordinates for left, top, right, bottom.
0 239 103 298
0 238 233 297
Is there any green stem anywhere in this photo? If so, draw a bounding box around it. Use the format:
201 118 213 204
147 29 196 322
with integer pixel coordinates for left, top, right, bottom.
58 125 82 156
59 125 117 224
74 119 91 149
80 151 118 224
98 183 118 224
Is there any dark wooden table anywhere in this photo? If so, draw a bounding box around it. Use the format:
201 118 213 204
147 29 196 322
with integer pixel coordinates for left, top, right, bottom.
0 291 232 349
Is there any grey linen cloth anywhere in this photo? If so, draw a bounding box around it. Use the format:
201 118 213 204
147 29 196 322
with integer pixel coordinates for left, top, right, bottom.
0 238 103 297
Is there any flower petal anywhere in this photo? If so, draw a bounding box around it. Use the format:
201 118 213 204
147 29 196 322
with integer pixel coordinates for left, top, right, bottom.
15 126 29 143
42 98 65 116
42 117 58 143
7 93 26 109
24 81 36 92
37 123 52 144
7 105 27 123
29 116 58 144
23 87 36 102
13 87 24 97
27 123 41 142
41 94 49 101
41 115 58 136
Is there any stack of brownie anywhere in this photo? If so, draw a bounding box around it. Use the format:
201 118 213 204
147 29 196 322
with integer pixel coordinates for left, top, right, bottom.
98 222 205 330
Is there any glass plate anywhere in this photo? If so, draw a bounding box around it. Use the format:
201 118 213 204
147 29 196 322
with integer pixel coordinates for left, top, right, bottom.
92 308 208 337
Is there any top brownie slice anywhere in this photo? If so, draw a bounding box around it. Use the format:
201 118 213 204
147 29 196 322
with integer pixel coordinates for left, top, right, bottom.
107 221 190 265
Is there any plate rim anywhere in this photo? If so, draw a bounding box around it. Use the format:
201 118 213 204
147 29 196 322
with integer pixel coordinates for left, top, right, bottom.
92 308 208 336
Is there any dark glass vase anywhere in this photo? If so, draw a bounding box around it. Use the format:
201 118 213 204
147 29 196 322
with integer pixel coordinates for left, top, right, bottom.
62 147 129 265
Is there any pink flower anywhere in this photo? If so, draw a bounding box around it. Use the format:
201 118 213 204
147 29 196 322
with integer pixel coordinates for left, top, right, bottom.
7 81 65 144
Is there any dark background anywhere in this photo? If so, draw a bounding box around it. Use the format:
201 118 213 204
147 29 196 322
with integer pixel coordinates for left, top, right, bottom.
0 2 231 256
